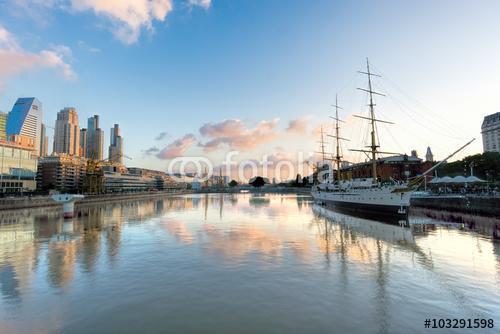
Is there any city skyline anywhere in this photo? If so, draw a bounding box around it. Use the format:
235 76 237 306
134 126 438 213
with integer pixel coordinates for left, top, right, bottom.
0 1 496 172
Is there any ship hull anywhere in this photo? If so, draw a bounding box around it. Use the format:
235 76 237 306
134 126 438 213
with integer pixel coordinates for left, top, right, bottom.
312 190 410 223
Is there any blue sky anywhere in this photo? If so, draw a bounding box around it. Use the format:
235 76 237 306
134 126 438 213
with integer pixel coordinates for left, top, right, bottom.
0 0 497 174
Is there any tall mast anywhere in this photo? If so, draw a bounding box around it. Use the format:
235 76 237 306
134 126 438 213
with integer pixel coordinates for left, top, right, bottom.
366 59 378 182
328 95 349 184
319 126 326 166
350 58 394 183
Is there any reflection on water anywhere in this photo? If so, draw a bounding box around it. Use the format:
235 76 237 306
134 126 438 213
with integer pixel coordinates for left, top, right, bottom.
0 194 499 334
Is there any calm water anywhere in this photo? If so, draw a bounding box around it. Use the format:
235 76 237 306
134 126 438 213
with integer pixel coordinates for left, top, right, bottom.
1 193 499 334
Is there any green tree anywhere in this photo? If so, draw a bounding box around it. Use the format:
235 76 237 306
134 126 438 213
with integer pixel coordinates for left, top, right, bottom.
250 176 265 187
229 180 238 187
438 152 500 181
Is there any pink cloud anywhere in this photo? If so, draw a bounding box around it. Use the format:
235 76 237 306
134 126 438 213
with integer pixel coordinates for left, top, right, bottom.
156 133 196 159
0 25 76 83
199 118 280 152
286 117 309 134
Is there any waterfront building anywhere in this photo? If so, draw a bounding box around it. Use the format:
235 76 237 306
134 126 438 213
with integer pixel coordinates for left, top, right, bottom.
40 123 49 157
80 128 87 157
0 140 38 193
425 146 434 162
341 154 433 181
481 112 500 153
85 115 104 160
108 124 123 163
37 154 87 193
103 171 154 193
127 167 179 189
6 98 43 157
0 112 7 141
53 108 80 156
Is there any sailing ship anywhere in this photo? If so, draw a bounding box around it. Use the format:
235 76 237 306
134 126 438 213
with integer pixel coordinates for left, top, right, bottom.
311 59 474 220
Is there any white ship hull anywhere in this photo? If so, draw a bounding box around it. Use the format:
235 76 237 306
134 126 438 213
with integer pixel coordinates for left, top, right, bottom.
311 181 412 221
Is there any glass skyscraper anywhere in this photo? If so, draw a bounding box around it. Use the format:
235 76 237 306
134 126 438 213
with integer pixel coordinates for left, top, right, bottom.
85 115 104 160
109 124 123 164
6 98 43 156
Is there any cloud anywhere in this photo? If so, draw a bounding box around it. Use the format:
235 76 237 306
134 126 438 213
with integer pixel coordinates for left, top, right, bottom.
69 0 174 44
154 131 169 141
198 118 280 152
0 25 76 82
77 40 101 53
156 134 196 159
286 117 309 134
188 0 211 9
143 146 160 155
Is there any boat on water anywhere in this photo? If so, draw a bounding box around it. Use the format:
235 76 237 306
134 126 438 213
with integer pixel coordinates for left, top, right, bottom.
311 59 474 221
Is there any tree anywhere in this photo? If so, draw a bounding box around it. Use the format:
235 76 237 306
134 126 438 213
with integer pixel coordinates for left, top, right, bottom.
229 180 238 187
250 176 265 187
302 176 309 186
438 152 500 181
295 174 301 186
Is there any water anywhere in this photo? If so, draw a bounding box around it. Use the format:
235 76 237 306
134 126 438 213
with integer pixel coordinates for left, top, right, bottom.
0 193 499 334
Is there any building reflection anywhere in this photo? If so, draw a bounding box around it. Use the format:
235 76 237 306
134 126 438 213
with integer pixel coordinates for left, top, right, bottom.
0 195 200 297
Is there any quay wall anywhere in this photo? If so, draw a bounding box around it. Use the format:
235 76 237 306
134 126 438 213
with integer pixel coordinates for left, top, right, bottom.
411 195 500 218
0 190 194 211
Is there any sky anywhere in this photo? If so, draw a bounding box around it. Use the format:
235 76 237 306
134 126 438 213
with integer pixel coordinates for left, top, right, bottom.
0 0 497 179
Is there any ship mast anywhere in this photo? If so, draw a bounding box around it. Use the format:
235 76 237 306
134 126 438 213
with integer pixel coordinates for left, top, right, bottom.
350 58 397 184
318 126 326 167
366 60 378 182
328 95 349 184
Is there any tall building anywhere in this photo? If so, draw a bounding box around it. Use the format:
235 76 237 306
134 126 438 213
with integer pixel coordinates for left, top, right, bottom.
85 115 104 160
425 147 434 162
80 128 87 157
53 108 80 156
108 124 123 164
0 112 7 141
6 98 43 156
482 112 500 153
40 123 49 157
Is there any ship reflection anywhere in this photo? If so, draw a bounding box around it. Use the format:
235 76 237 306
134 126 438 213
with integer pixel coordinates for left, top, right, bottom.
311 204 433 334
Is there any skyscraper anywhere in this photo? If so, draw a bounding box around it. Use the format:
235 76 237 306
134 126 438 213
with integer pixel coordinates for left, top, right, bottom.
53 108 80 156
0 112 7 141
80 128 87 157
40 123 49 157
6 98 43 156
86 115 104 160
108 124 123 164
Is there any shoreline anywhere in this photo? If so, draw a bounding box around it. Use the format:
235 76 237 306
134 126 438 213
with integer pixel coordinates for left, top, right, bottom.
0 188 312 211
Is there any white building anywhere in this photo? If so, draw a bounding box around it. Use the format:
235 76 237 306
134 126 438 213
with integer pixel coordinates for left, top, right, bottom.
482 112 500 153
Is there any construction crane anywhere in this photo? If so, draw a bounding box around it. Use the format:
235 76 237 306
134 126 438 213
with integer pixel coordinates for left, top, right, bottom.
84 152 131 195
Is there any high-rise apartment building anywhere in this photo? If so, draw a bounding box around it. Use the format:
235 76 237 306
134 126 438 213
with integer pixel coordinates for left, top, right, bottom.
482 112 500 153
0 112 7 141
108 124 123 164
6 98 43 156
85 115 104 160
53 108 80 156
80 128 87 157
40 123 49 157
